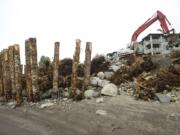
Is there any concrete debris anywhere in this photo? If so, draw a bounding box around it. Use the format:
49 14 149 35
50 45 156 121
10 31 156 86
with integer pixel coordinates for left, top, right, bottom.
84 90 95 99
101 83 118 96
39 101 55 109
96 97 104 103
96 110 107 116
7 101 16 109
155 93 171 103
109 65 120 72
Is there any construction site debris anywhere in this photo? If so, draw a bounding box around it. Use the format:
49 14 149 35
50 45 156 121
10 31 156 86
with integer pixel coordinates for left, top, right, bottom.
111 55 155 85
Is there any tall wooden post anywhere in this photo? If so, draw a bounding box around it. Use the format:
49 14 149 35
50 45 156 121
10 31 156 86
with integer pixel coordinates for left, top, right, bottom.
29 38 40 102
2 49 11 101
0 52 4 97
14 44 22 105
52 42 60 98
8 46 15 99
25 40 33 102
83 42 92 91
71 39 81 97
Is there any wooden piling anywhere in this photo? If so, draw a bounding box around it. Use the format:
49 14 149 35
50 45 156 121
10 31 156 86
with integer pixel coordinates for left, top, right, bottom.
2 49 11 101
0 52 4 97
8 46 15 99
71 39 81 97
29 38 40 102
52 42 60 98
14 44 22 105
25 40 33 102
83 42 92 91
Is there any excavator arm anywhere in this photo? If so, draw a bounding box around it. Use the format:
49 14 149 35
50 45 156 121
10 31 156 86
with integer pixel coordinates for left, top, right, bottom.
131 10 173 43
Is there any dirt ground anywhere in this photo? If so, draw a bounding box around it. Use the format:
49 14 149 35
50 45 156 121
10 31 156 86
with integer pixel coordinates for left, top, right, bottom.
0 94 180 135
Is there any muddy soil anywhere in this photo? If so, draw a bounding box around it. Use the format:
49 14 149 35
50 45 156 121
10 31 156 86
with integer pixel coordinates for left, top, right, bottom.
0 94 180 135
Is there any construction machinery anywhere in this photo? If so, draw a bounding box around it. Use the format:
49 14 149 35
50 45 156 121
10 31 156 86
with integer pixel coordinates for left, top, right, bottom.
130 10 179 50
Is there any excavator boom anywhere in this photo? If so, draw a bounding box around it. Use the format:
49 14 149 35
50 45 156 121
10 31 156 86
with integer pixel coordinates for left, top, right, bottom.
131 10 173 43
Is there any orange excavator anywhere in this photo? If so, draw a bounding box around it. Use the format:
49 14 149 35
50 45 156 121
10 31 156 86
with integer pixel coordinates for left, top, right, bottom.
130 10 178 49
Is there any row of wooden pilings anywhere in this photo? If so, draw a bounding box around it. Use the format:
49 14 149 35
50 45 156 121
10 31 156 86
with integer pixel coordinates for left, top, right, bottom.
0 38 92 105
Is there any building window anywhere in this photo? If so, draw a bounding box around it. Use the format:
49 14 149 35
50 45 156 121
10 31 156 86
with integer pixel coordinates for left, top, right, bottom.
153 44 160 48
175 44 179 48
152 35 160 39
146 44 151 49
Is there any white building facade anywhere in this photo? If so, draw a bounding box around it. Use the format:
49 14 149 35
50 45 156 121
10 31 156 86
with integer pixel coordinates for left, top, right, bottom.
140 33 180 55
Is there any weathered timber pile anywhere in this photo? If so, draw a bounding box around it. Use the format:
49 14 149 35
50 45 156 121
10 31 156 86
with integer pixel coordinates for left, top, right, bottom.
0 45 22 105
25 38 40 102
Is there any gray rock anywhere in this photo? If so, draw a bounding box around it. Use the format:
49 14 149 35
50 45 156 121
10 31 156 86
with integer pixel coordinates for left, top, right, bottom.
109 65 120 72
63 91 70 98
90 77 110 87
101 83 118 96
155 93 171 103
97 72 105 79
96 97 104 103
90 77 101 86
7 102 16 109
96 110 107 115
104 71 114 79
84 90 94 99
39 102 54 109
84 90 100 99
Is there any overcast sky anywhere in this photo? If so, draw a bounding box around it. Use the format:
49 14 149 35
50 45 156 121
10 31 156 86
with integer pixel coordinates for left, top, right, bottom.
0 0 180 63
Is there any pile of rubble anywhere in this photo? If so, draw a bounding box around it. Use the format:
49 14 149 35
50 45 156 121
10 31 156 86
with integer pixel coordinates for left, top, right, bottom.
83 50 180 103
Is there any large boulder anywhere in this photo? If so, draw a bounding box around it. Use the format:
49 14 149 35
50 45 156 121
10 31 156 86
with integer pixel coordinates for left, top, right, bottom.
101 83 118 96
